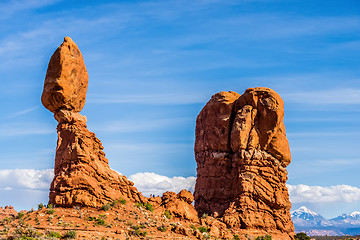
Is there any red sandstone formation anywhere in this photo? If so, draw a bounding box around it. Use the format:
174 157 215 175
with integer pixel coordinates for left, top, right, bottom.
194 88 295 239
42 37 145 208
0 206 17 220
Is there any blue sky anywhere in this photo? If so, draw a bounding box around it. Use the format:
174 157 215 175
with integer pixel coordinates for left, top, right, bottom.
0 0 359 218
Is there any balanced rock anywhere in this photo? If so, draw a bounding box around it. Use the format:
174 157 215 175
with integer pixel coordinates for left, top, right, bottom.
42 36 88 113
194 87 294 239
42 37 145 208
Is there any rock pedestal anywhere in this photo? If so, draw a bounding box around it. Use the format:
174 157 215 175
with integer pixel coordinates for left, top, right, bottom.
42 37 144 208
194 88 294 238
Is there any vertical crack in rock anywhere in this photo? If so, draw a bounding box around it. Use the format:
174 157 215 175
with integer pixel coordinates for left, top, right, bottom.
194 88 295 239
42 37 145 208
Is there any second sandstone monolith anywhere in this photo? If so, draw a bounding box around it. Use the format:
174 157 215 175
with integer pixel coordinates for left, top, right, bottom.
194 87 294 238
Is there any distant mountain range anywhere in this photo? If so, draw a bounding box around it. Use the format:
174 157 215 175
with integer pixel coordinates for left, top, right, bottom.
291 206 360 236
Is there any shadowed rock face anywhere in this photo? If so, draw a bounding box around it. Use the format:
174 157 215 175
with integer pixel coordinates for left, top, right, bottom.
194 88 294 237
42 37 145 208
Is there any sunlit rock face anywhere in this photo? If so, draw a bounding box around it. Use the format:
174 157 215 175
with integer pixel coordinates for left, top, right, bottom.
194 87 295 239
42 37 145 208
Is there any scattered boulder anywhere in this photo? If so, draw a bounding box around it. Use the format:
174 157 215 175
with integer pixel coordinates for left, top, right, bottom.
42 37 145 208
160 190 198 222
194 88 294 239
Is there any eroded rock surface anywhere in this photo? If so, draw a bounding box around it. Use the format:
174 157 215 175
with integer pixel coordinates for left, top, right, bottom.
43 37 144 208
194 88 294 239
0 206 17 220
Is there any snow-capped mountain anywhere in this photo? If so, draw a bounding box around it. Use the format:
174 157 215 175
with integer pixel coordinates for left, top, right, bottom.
291 206 321 220
291 206 333 228
291 206 360 236
331 211 360 226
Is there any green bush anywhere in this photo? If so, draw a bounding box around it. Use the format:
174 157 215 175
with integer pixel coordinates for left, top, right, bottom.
157 225 167 232
233 235 240 240
17 212 25 219
37 203 44 210
95 218 105 226
47 204 54 209
135 202 144 208
101 203 112 211
119 198 126 205
164 210 172 219
87 216 96 221
129 228 147 237
47 209 55 215
197 226 208 233
295 232 311 240
47 231 62 238
144 202 153 212
63 230 77 239
255 235 272 240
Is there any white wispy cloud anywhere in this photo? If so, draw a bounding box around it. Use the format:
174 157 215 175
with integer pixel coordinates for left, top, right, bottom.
287 131 360 137
0 122 52 137
0 169 53 191
128 172 196 197
284 88 360 105
88 93 208 105
0 0 61 19
5 106 38 119
287 184 360 203
93 118 193 133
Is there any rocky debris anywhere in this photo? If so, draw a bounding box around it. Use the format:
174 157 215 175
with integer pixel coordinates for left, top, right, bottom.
42 37 145 208
0 206 17 220
194 87 294 239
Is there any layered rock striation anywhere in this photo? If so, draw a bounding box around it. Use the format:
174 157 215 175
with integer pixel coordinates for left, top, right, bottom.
194 88 294 238
42 37 144 208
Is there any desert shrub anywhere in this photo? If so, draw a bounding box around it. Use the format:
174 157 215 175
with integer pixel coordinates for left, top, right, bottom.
201 213 208 218
63 230 77 239
144 202 153 212
129 227 147 237
135 202 144 208
164 210 172 219
47 231 61 238
255 235 272 240
95 218 105 226
37 203 44 210
233 235 240 240
295 232 311 240
197 226 208 233
101 202 112 211
157 225 167 232
47 204 54 209
119 198 126 205
203 232 211 239
87 216 96 221
47 209 55 215
17 212 25 219
15 226 41 238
